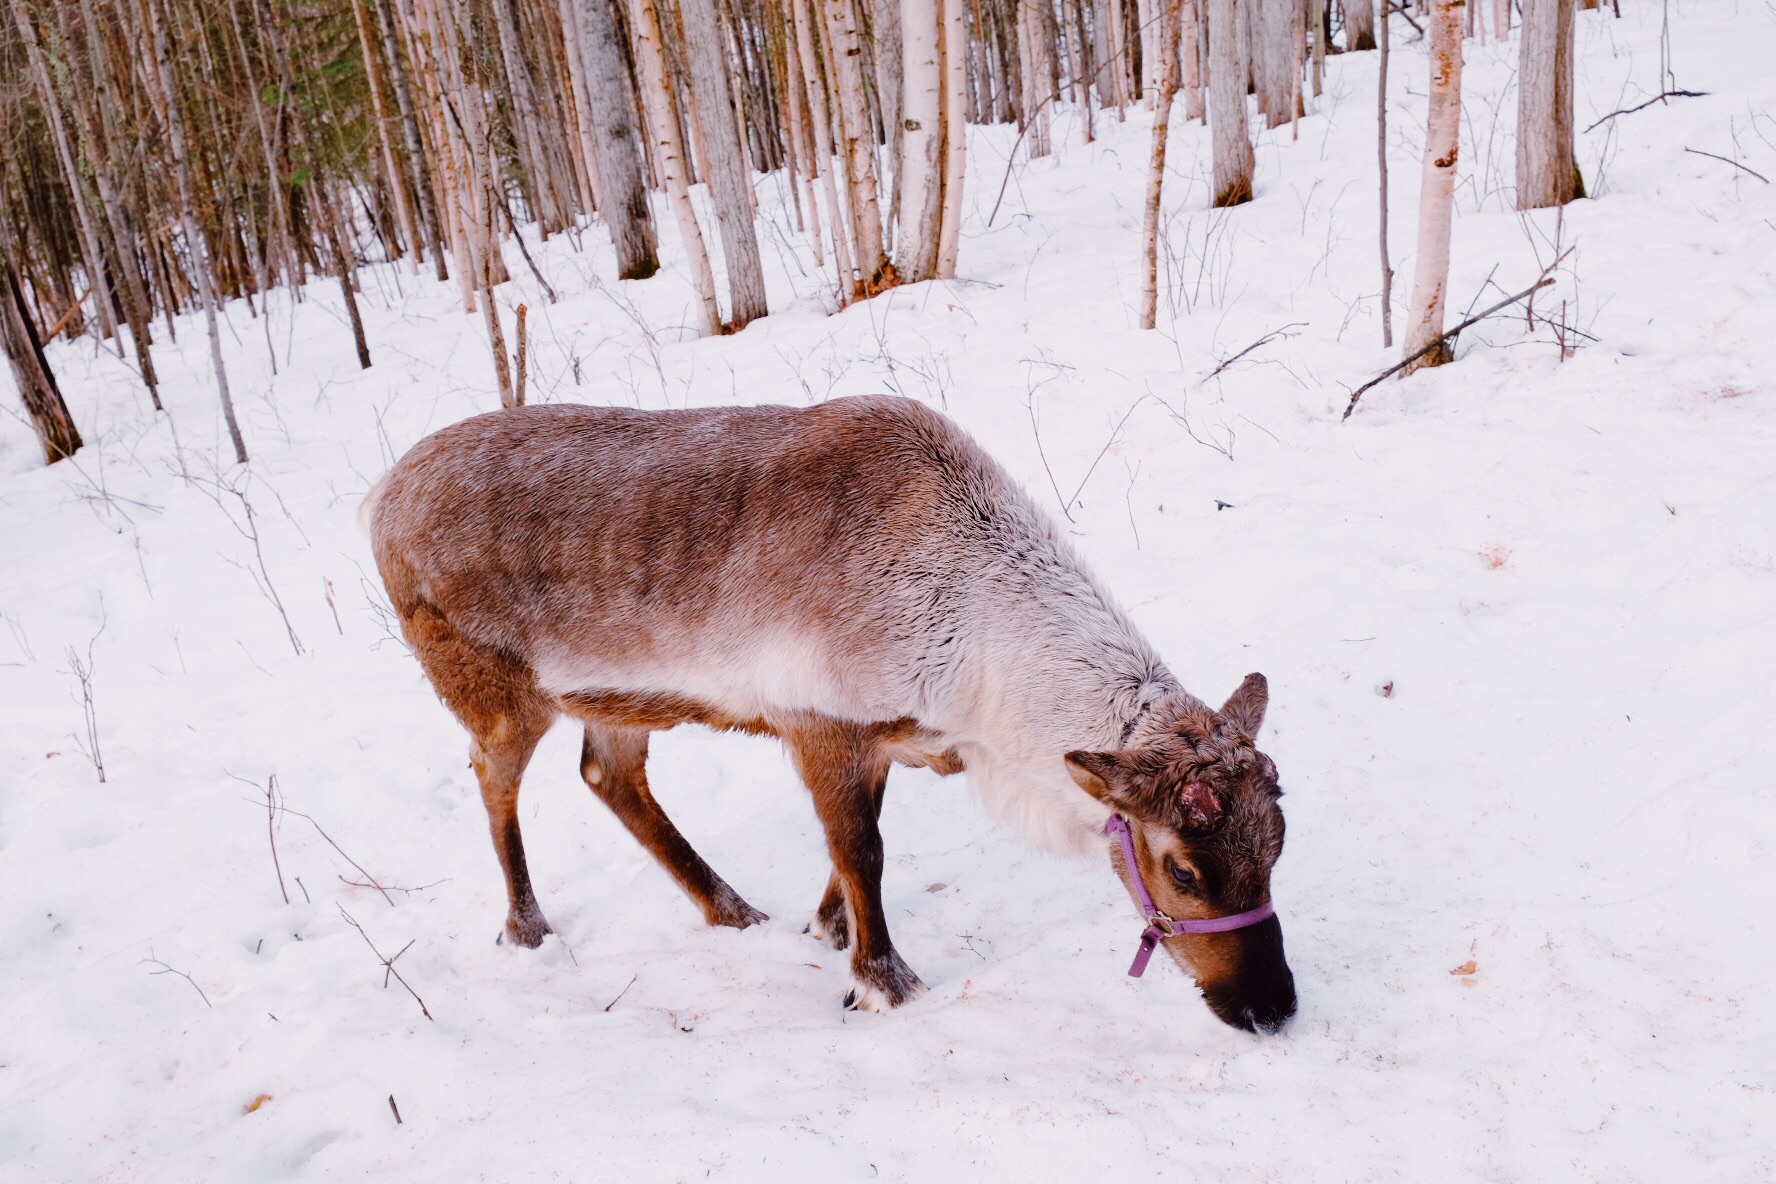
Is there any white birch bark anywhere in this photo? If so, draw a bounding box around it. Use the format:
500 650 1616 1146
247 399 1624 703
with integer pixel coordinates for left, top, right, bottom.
1401 0 1463 374
678 0 769 326
1140 0 1181 329
821 0 890 291
790 0 857 298
897 0 945 281
936 0 967 276
1181 0 1205 122
629 0 722 334
572 0 660 279
1345 0 1376 50
1208 0 1254 206
1515 0 1581 210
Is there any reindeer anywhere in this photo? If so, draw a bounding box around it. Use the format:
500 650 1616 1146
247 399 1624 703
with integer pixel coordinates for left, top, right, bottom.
364 395 1295 1031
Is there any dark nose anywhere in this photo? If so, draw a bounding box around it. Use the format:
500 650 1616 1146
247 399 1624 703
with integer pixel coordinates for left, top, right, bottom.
1204 916 1297 1034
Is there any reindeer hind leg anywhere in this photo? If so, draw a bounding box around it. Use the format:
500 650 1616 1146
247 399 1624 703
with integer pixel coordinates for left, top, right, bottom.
576 719 767 929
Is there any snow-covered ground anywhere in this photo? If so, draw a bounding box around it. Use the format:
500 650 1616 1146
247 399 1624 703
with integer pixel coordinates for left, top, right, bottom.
4 5 1774 1179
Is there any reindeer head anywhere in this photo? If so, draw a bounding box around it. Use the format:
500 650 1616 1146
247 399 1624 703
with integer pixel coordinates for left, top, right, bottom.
1065 673 1295 1033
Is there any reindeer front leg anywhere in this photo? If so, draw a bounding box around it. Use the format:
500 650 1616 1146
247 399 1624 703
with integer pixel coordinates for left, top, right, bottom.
788 719 926 1011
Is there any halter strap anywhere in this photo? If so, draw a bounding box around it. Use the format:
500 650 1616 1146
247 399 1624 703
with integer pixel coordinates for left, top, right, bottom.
1104 813 1277 977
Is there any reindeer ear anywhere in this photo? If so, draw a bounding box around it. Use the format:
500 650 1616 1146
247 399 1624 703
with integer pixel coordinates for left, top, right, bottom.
1064 751 1123 804
1220 672 1269 737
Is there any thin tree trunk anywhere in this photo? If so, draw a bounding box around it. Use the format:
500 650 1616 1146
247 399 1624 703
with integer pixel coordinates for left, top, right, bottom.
898 0 944 281
1140 0 1182 329
373 0 449 279
147 0 247 463
821 0 892 293
1377 0 1393 346
680 0 769 326
2 255 82 464
1401 0 1462 374
629 0 722 333
353 0 423 271
1209 0 1254 206
8 0 120 348
791 0 857 296
1181 0 1205 121
936 0 967 276
76 0 162 408
1346 0 1375 49
1515 0 1582 209
572 0 660 279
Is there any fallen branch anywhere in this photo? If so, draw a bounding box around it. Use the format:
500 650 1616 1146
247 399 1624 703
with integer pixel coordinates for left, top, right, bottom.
266 775 289 904
45 285 94 341
1204 323 1306 382
1683 147 1770 184
143 952 212 1008
234 787 396 906
338 906 432 1020
1583 90 1708 134
1343 264 1564 420
603 973 639 1012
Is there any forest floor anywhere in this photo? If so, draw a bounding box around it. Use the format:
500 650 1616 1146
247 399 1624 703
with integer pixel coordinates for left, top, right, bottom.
3 4 1774 1180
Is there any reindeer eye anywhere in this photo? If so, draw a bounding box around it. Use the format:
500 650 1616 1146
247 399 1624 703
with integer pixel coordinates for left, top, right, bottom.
1168 862 1197 892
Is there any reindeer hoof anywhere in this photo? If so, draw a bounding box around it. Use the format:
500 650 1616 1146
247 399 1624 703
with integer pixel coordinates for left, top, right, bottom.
843 954 927 1012
707 885 768 929
806 908 850 951
500 909 553 949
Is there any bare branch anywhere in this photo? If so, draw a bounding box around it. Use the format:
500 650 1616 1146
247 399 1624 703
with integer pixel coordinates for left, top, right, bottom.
1683 147 1770 184
1582 90 1709 134
143 952 211 1008
338 906 432 1020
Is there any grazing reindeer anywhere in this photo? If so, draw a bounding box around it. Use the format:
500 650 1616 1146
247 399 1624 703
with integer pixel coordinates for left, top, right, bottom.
365 396 1295 1030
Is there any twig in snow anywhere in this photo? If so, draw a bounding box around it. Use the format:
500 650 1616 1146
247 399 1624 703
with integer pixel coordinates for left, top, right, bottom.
197 466 303 657
603 974 639 1012
388 1095 403 1124
1682 147 1770 184
1063 396 1150 516
235 788 396 906
1343 253 1571 420
63 605 107 783
266 775 289 904
338 906 432 1020
339 875 450 895
143 952 211 1008
324 578 343 636
1203 324 1306 382
1582 90 1709 134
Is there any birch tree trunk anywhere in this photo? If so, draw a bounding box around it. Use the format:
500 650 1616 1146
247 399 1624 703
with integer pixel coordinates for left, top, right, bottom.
1139 0 1181 329
1401 0 1462 374
373 0 449 280
147 0 247 462
821 0 891 293
1515 0 1583 209
573 0 660 279
936 0 967 277
1209 0 1254 206
898 0 945 282
629 0 722 334
1345 0 1376 49
680 0 769 326
790 0 857 296
2 255 82 464
1181 0 1205 122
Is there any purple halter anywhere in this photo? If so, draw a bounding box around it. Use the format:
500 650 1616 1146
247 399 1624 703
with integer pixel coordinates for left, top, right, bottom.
1104 814 1277 977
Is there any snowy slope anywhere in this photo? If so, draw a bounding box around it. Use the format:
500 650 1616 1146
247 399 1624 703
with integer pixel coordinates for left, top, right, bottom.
3 4 1774 1180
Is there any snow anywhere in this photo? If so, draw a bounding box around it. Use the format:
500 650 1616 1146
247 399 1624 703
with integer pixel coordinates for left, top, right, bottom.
4 4 1775 1179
